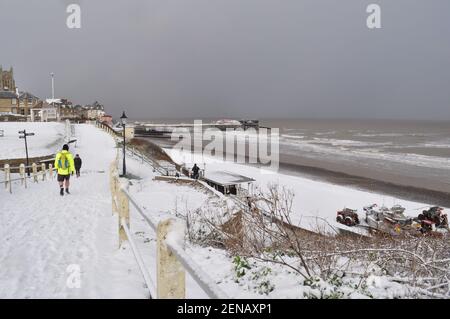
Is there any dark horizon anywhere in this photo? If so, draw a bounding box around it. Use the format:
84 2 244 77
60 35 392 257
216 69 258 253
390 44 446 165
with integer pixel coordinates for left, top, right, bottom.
126 116 450 123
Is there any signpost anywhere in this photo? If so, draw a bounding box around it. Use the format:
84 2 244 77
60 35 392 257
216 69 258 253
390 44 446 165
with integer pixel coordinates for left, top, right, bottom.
68 138 77 148
19 130 34 176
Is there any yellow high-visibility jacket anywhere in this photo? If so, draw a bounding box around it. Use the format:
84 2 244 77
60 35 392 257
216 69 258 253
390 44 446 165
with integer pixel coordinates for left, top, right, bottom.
54 150 75 175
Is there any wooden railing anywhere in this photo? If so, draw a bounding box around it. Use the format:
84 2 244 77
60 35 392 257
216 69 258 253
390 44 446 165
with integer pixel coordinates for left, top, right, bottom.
109 153 227 299
1 163 56 193
94 120 178 177
95 120 119 137
1 120 72 193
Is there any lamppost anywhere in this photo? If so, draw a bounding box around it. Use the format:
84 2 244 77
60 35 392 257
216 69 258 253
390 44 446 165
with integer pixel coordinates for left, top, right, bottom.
50 72 55 100
19 130 35 176
120 111 128 176
50 72 57 121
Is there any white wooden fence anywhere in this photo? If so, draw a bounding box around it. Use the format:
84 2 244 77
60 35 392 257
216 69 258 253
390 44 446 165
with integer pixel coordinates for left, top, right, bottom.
109 155 228 299
1 162 56 193
95 120 228 298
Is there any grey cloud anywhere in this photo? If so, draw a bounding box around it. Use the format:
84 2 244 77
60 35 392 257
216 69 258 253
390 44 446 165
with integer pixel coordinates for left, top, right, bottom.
1 0 449 120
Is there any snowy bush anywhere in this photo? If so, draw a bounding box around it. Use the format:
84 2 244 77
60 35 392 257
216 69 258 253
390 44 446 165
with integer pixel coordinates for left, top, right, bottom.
233 256 251 279
198 183 450 298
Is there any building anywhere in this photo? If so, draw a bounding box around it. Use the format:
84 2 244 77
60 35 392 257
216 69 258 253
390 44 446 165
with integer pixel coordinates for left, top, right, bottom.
30 101 58 122
0 66 16 92
0 66 19 115
59 100 75 120
0 91 19 114
202 170 255 196
100 114 113 126
18 91 40 116
44 98 76 121
83 101 105 120
239 119 260 129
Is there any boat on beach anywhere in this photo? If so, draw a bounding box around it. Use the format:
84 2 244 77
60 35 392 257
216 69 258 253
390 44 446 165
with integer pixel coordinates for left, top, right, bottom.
363 204 413 235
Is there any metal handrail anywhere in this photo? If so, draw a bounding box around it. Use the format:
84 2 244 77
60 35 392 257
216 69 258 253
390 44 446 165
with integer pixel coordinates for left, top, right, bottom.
120 217 156 298
125 147 172 176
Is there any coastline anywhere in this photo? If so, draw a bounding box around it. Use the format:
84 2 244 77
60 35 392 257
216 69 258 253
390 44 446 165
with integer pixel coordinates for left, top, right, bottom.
277 159 450 208
143 136 450 208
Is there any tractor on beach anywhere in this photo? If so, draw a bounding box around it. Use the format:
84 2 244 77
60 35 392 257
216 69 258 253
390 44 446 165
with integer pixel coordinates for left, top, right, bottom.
336 208 360 226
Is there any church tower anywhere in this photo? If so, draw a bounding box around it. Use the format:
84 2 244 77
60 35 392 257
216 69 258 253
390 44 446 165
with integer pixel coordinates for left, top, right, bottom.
0 66 16 92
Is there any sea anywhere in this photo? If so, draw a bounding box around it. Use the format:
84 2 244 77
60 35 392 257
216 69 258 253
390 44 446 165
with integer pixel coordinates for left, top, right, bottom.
132 118 450 203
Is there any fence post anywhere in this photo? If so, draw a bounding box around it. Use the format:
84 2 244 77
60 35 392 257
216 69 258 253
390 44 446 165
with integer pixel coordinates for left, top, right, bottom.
48 164 53 180
41 163 46 181
4 164 11 193
19 163 27 188
32 163 38 182
118 180 129 247
157 218 186 299
110 163 118 215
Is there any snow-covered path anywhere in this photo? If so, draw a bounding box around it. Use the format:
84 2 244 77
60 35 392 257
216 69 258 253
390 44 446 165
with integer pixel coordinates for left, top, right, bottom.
0 124 147 298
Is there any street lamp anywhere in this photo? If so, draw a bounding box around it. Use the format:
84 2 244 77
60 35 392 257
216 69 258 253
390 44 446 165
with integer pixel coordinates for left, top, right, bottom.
120 111 128 176
50 72 55 100
19 130 35 176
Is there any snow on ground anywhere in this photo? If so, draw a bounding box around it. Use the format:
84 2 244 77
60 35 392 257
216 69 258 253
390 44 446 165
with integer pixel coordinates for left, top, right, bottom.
125 154 213 298
124 153 422 298
0 122 65 159
0 123 147 298
165 148 446 232
0 122 444 299
121 150 412 298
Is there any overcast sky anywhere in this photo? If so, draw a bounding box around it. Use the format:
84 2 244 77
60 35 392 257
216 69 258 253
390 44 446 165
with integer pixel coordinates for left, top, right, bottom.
1 0 449 120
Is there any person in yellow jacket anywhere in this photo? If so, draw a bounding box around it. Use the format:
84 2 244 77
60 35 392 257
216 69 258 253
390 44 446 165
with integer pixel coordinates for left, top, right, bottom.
54 144 75 196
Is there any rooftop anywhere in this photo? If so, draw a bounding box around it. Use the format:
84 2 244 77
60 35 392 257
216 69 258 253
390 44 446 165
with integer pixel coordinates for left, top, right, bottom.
0 91 17 99
203 170 255 186
19 91 40 100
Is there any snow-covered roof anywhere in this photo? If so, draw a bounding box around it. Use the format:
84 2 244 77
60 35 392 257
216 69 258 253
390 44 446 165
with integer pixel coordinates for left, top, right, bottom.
19 91 40 100
0 91 17 99
0 112 26 117
45 98 61 104
215 119 241 125
203 170 255 186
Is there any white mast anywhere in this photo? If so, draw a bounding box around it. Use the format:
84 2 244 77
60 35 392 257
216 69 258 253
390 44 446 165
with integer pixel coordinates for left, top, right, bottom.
50 72 55 99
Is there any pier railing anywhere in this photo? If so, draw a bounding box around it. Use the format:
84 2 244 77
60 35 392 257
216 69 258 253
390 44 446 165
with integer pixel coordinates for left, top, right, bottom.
109 154 228 299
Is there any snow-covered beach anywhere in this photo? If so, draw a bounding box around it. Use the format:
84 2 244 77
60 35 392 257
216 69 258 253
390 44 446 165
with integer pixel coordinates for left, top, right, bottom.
123 131 450 298
164 148 448 227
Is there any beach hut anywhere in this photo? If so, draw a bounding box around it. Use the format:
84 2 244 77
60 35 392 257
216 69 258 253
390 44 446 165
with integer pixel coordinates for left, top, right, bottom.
202 170 255 196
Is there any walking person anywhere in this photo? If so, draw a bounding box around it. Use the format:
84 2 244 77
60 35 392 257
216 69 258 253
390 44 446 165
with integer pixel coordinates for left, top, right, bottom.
54 144 75 196
74 154 82 177
191 163 200 180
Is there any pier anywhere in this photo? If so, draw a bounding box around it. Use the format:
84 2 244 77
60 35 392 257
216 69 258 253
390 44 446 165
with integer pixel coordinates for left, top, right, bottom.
132 119 266 138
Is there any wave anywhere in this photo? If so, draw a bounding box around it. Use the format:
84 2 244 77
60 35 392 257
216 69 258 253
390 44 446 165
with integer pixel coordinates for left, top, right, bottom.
281 134 305 140
310 138 392 147
280 139 450 171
